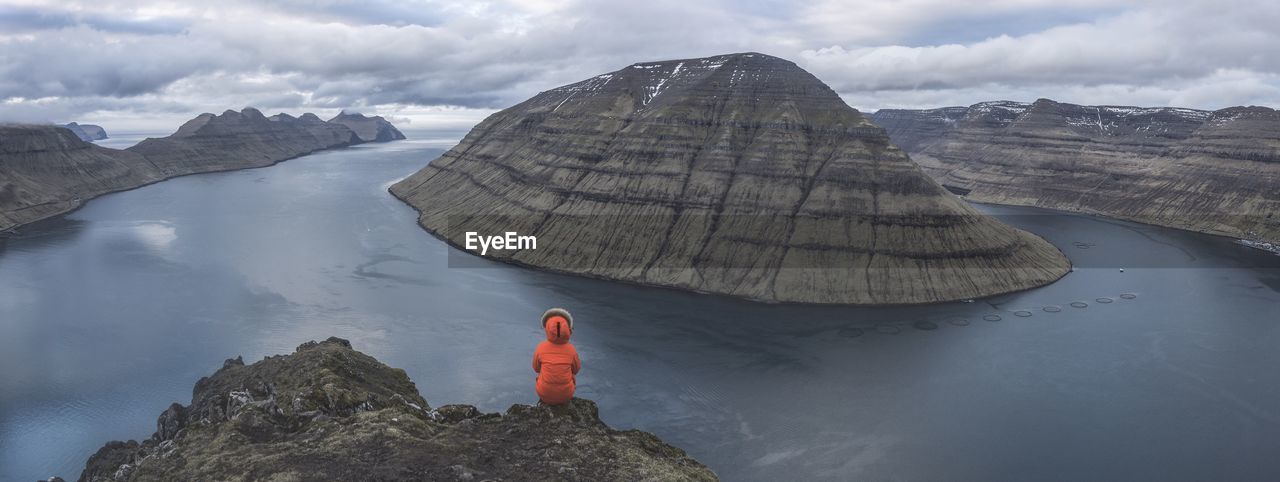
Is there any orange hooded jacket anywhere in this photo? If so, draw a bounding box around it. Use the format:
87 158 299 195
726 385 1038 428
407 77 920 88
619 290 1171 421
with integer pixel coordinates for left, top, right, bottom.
532 314 580 405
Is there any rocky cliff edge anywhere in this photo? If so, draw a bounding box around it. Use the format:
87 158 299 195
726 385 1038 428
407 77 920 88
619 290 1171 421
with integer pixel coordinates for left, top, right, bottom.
71 337 716 482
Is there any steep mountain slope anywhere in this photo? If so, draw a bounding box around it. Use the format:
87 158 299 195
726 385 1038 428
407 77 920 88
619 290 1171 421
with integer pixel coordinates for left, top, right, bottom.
74 337 715 481
0 125 162 230
391 53 1069 304
328 111 407 142
871 99 1280 245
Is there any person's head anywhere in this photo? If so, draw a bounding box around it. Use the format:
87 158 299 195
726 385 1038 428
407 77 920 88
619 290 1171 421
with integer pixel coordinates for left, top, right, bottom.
541 308 573 344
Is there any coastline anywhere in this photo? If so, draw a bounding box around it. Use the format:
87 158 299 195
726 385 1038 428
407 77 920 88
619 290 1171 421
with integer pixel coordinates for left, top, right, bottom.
1238 239 1280 255
387 185 1074 308
961 198 1280 257
0 141 368 236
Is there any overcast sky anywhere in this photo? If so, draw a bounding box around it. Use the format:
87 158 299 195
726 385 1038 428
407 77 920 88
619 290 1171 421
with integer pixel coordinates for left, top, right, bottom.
2 0 1278 131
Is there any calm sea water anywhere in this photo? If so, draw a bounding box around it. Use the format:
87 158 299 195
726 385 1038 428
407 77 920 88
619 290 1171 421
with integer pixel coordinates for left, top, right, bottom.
2 134 1278 481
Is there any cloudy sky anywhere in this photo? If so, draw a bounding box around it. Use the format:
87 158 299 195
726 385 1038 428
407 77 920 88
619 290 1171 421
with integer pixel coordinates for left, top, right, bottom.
2 0 1279 131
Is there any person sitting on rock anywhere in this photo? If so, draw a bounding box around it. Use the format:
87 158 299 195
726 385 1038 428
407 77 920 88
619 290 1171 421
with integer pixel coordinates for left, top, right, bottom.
532 308 580 405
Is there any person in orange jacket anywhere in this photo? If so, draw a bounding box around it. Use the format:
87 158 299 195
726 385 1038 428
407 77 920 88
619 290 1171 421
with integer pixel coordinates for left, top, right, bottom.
532 307 580 405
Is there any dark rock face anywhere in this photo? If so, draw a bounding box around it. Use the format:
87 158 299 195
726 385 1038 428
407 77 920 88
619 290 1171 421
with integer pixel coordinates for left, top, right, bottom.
2 108 402 232
328 111 407 142
75 337 716 482
390 53 1069 304
62 122 109 141
870 99 1280 245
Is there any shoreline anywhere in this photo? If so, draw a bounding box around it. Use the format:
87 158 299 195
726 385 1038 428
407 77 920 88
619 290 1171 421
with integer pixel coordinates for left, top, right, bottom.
0 141 370 237
1238 239 1280 255
386 186 1074 308
962 198 1280 257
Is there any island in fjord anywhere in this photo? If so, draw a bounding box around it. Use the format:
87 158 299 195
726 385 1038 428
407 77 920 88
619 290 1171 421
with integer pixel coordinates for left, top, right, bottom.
62 122 109 141
871 99 1280 248
71 338 714 481
391 53 1071 305
329 110 408 142
0 108 404 233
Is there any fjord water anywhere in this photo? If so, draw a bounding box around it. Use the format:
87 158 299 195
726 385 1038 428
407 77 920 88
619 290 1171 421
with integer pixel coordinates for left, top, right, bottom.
2 137 1278 481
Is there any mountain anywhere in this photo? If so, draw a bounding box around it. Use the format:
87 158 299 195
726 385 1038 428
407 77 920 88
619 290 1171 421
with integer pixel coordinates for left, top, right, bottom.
71 337 716 481
328 111 407 142
0 125 163 230
129 108 361 174
1 109 402 232
62 122 109 141
871 99 1280 245
390 53 1070 305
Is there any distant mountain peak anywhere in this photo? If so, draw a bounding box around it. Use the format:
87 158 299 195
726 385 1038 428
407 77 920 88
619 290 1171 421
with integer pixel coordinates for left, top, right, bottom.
60 122 108 141
327 111 405 142
332 110 373 120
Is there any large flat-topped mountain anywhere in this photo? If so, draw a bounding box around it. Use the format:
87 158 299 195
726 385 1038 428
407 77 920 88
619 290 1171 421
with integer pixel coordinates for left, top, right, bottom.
391 53 1069 304
1 109 402 232
871 99 1280 246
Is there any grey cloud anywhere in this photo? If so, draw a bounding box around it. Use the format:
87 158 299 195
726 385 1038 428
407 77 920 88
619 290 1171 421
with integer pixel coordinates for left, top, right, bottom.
256 0 449 27
799 3 1280 96
0 5 76 31
893 7 1118 46
0 27 215 98
244 92 310 109
1 0 1279 130
0 5 188 34
82 14 189 35
0 95 193 124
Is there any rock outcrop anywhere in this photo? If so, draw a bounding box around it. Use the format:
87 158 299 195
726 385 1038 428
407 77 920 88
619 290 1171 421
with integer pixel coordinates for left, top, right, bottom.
73 337 716 482
1 109 401 232
871 99 1280 245
62 122 109 141
390 53 1070 305
328 111 407 142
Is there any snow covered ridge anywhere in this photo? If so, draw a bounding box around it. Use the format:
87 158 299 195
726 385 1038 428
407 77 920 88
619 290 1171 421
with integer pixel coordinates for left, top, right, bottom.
542 73 617 111
629 55 761 106
644 61 683 105
1203 106 1280 127
546 73 615 96
872 107 967 124
871 100 1278 138
875 100 1238 133
950 100 1214 123
540 52 789 110
969 101 1031 116
1096 106 1211 120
